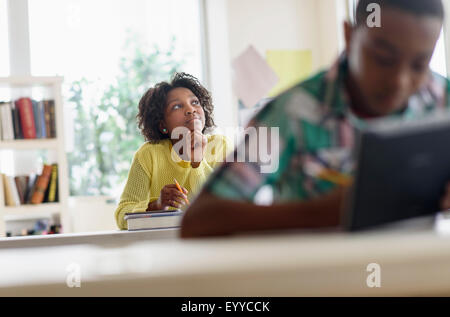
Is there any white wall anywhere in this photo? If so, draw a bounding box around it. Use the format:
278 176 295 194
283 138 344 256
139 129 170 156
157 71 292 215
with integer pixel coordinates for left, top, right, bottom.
203 0 348 131
227 0 347 73
227 0 321 70
69 196 117 232
316 0 348 69
203 0 236 129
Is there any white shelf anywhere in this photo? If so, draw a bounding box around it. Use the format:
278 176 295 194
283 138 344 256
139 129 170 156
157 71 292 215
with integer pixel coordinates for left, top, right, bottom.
0 76 70 237
2 203 61 221
0 139 58 150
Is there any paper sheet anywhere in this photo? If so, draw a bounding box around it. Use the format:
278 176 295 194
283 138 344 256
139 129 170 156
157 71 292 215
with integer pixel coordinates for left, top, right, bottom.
232 45 278 108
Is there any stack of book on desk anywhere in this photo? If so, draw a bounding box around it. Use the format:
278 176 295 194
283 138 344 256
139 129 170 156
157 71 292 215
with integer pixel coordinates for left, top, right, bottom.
124 209 183 231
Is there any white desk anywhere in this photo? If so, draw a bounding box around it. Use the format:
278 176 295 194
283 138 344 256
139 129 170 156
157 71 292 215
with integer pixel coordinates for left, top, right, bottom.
0 228 178 249
1 215 450 296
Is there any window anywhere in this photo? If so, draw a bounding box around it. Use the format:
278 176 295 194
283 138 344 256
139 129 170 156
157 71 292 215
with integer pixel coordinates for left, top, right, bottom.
430 29 447 77
28 0 203 81
0 0 10 76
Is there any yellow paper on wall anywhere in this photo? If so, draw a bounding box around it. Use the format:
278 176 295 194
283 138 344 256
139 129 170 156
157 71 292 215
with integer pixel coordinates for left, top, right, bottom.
266 50 312 97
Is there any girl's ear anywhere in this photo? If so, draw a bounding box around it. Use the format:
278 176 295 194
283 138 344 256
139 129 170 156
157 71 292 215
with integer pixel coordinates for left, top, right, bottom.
159 122 168 134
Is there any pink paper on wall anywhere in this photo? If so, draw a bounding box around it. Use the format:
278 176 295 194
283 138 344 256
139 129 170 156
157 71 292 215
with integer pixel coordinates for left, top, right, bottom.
231 45 278 108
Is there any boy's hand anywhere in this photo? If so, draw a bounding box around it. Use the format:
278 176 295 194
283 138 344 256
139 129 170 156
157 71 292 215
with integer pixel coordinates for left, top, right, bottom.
156 184 189 210
440 182 450 211
181 185 350 238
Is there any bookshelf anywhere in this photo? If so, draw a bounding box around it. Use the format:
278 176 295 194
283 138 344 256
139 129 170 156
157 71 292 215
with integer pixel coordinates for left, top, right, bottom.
0 76 71 237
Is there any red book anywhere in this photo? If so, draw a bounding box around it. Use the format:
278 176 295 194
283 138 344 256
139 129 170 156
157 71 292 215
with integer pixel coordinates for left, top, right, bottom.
16 97 37 139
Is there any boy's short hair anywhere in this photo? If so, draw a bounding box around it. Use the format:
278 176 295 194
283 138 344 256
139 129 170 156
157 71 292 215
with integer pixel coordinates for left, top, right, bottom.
137 72 215 143
355 0 444 26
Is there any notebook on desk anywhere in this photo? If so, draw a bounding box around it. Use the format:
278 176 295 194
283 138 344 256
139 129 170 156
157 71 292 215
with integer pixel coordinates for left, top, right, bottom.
124 209 183 231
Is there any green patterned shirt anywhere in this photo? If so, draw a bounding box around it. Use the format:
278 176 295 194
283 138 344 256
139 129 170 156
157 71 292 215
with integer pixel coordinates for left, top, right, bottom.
205 55 450 203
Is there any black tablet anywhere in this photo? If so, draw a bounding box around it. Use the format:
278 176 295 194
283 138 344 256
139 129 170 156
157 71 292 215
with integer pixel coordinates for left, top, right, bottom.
343 112 450 231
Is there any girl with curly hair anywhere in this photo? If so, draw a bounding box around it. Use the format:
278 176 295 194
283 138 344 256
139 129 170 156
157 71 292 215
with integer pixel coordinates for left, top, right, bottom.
115 73 231 230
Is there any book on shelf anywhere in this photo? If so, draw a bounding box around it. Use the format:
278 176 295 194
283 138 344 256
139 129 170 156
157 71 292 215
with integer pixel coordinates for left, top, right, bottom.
54 168 59 203
1 164 58 207
1 174 21 206
0 102 14 141
2 174 14 206
24 173 38 204
50 100 56 138
46 164 58 203
16 97 36 139
31 164 53 204
31 100 41 139
37 100 47 138
0 98 56 141
43 100 52 138
42 164 58 203
11 102 24 139
44 100 56 138
14 175 29 205
15 98 36 139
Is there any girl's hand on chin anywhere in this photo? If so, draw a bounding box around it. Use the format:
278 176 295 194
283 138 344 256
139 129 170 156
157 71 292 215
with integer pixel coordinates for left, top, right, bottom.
190 130 207 163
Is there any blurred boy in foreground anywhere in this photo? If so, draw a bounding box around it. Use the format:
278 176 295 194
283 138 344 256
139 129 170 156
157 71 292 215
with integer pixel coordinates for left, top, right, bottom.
181 0 450 237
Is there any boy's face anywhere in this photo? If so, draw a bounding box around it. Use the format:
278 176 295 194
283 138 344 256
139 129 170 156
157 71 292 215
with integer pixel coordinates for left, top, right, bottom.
345 8 443 116
162 87 205 135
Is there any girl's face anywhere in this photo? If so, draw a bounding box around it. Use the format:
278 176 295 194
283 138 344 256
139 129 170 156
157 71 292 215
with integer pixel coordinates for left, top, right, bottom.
161 87 205 136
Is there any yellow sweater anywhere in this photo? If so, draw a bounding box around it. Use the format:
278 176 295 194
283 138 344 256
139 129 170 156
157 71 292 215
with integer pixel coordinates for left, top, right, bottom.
115 134 231 230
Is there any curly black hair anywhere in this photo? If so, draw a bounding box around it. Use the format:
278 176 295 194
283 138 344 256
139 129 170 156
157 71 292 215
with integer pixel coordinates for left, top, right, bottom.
137 72 215 143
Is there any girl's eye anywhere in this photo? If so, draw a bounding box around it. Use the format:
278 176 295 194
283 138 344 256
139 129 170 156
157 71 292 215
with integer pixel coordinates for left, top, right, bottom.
173 104 182 110
192 100 200 106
